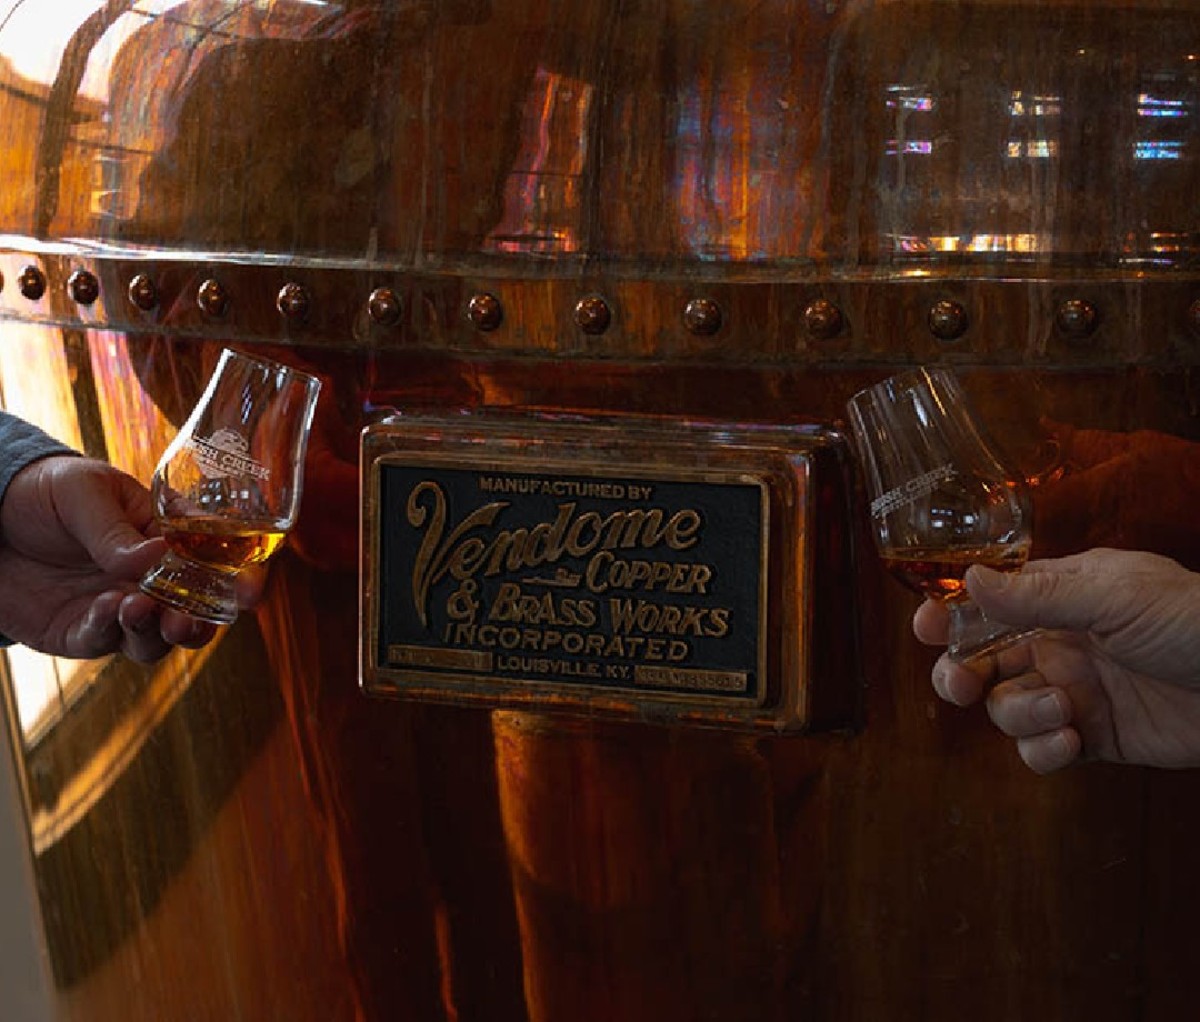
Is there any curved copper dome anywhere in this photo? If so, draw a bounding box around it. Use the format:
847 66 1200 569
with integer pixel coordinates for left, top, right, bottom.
0 0 1195 367
4 0 1200 272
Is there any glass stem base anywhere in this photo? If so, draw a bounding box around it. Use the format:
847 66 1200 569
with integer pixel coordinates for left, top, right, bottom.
139 550 239 625
947 598 1038 663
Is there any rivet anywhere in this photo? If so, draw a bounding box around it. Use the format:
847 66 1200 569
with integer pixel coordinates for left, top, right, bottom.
68 269 100 306
803 298 844 340
18 265 45 301
197 278 228 317
1189 299 1200 337
683 297 722 336
928 299 968 341
367 287 402 326
1055 298 1098 339
276 282 311 321
574 295 611 335
467 292 503 332
128 273 158 311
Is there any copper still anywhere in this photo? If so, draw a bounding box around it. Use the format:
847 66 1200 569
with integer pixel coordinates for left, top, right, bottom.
2 0 1200 1018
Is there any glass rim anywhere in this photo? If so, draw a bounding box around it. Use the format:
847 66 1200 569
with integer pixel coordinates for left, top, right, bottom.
216 346 322 390
846 364 960 408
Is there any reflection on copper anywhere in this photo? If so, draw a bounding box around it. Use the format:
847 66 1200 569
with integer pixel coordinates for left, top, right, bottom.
29 642 219 854
485 69 593 255
892 233 1045 255
88 328 175 482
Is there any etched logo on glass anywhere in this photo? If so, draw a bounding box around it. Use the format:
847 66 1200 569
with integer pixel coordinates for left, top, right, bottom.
187 428 271 481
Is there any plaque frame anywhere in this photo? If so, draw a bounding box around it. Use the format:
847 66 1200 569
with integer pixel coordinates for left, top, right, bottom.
360 412 860 733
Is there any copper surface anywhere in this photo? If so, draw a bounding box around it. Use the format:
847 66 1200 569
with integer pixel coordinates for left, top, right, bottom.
0 1 1198 1021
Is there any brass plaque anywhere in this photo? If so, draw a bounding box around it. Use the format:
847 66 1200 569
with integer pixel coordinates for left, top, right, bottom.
361 415 855 732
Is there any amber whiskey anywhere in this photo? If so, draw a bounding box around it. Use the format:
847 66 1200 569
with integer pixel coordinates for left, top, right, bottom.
880 545 1028 601
162 517 287 573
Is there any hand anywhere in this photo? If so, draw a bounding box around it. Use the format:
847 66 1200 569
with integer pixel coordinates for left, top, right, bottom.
913 548 1200 773
0 456 217 662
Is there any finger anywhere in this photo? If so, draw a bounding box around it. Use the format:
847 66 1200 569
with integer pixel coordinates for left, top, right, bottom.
931 633 1042 706
1016 727 1083 774
966 559 1134 634
158 606 218 649
116 595 174 664
65 590 127 660
986 674 1070 737
234 564 269 609
912 598 950 645
931 653 991 706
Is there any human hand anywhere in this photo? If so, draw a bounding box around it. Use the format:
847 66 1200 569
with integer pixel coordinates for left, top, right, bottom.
0 455 218 662
913 548 1200 773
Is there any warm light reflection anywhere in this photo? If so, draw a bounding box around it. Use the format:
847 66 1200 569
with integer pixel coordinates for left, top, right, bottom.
893 234 1043 255
0 0 158 101
1006 139 1059 159
485 69 592 255
89 329 175 483
1008 92 1062 118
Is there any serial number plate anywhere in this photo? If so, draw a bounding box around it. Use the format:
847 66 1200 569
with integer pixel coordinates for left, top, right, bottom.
366 460 768 705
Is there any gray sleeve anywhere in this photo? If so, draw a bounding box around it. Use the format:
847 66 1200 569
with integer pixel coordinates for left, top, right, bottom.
0 410 78 513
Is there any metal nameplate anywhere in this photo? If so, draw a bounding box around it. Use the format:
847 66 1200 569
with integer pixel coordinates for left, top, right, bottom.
364 455 768 709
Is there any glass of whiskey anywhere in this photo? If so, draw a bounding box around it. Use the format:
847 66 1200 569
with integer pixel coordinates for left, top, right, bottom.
139 348 321 624
846 366 1038 662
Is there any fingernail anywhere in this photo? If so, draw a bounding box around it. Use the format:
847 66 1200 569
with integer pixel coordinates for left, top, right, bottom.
1048 730 1074 762
1032 692 1066 728
969 565 1011 590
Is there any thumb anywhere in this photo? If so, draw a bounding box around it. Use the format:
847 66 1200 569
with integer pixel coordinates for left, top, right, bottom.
965 563 1120 635
59 469 159 578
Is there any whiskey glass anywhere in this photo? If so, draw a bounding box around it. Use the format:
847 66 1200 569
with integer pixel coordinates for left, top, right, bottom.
846 366 1038 662
139 348 321 624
